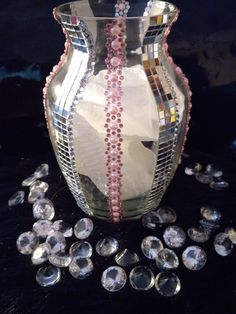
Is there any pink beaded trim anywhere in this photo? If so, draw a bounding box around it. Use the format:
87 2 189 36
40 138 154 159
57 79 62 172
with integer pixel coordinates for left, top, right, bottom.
104 1 128 223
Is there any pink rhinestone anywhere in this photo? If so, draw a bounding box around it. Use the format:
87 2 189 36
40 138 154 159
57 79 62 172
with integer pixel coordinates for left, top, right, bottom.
111 191 118 197
112 206 120 212
111 199 118 205
111 39 121 50
109 135 119 144
110 74 119 82
108 89 119 98
109 122 118 130
175 67 183 74
112 217 120 223
110 149 118 157
108 106 118 114
111 57 121 67
110 25 120 36
118 3 126 10
184 77 189 84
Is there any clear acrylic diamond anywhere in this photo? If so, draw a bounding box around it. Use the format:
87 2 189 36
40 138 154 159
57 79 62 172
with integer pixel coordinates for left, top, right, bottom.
49 252 72 268
34 163 49 179
142 211 160 229
195 172 212 184
33 219 53 238
182 246 207 271
69 241 93 259
210 179 229 190
69 258 93 279
53 220 73 237
74 218 94 240
141 236 163 260
101 266 127 292
225 227 236 244
200 205 221 221
129 266 154 291
31 243 50 265
214 233 233 256
33 199 55 220
22 174 37 187
156 207 177 224
16 231 39 255
8 191 25 206
28 189 45 204
206 164 223 178
185 162 202 175
96 237 119 257
156 248 179 270
30 180 49 193
36 265 61 287
46 231 66 254
200 219 220 235
187 226 210 243
163 226 186 248
115 249 139 267
155 272 181 296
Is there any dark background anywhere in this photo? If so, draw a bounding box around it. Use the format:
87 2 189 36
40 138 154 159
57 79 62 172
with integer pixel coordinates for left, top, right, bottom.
0 1 236 313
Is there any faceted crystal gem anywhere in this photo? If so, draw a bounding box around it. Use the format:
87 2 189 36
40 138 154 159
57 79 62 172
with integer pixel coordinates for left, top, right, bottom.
22 174 37 187
16 231 39 255
156 207 177 224
142 211 160 229
115 249 139 267
36 265 61 287
46 232 66 254
225 227 236 244
96 237 119 257
200 205 221 221
182 246 207 271
28 189 45 204
195 172 212 184
33 219 53 238
31 243 50 265
206 164 223 178
155 272 181 296
49 252 72 268
185 162 202 175
34 163 49 179
163 226 186 248
210 180 229 191
53 220 73 237
33 199 55 220
214 233 233 256
156 248 179 270
69 258 94 279
101 266 127 292
74 218 94 240
141 236 163 260
69 241 93 259
30 180 49 193
8 191 25 206
187 226 210 243
129 266 155 291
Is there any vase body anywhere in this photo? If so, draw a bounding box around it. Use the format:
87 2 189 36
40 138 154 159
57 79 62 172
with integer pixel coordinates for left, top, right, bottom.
43 0 191 222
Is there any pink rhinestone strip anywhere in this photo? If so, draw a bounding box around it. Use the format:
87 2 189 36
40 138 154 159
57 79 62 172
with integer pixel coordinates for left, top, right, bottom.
104 1 129 223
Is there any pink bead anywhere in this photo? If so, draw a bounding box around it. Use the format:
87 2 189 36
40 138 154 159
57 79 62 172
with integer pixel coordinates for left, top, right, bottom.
111 57 121 67
175 67 182 74
184 77 189 84
111 39 121 50
112 212 120 218
108 106 118 114
110 135 119 144
109 122 118 130
110 25 120 36
110 149 118 157
118 3 126 10
111 191 118 197
110 74 119 82
111 199 118 205
112 206 120 212
110 161 119 168
112 216 120 223
108 89 119 98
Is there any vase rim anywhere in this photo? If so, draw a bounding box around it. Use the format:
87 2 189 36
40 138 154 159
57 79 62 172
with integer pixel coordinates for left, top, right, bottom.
54 0 179 21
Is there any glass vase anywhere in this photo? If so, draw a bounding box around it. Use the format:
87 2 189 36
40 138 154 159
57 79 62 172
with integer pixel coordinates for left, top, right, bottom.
43 0 192 223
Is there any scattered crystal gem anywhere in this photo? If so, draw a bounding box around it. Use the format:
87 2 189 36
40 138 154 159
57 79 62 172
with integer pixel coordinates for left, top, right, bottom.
70 241 93 259
69 258 94 279
129 266 155 291
8 191 25 206
96 237 119 257
200 219 220 235
33 219 53 238
187 226 210 243
156 207 177 224
142 211 160 229
182 246 207 271
210 179 229 191
36 265 61 287
156 248 179 270
22 174 37 187
49 252 72 268
141 236 163 260
101 266 127 292
33 199 55 220
195 172 212 184
214 233 233 256
31 243 50 265
200 205 221 221
163 226 186 248
34 163 49 179
206 164 223 178
30 180 49 193
185 162 202 175
28 189 45 204
155 272 181 296
115 249 139 267
225 227 236 244
16 231 39 255
46 232 66 254
53 220 73 237
74 218 94 239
